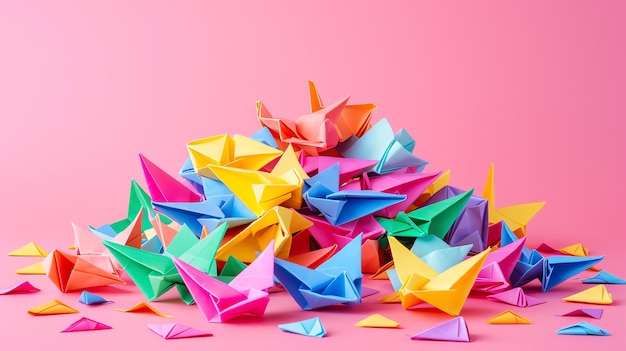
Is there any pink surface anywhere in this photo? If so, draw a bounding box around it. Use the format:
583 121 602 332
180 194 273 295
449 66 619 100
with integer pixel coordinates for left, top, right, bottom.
1 1 625 350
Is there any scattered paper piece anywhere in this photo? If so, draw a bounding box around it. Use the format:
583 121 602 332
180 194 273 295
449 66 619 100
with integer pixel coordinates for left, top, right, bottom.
563 285 613 305
61 317 112 332
116 302 172 318
42 250 124 292
28 300 79 316
15 261 46 275
78 291 111 305
148 323 213 339
582 271 626 284
354 313 399 328
278 317 326 338
486 287 545 307
410 316 469 342
487 310 531 324
8 242 48 257
560 308 603 319
0 281 40 295
556 321 610 336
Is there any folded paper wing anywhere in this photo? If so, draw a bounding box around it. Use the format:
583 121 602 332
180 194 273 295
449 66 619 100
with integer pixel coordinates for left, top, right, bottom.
148 323 213 339
278 317 326 338
173 241 275 322
542 255 604 292
556 322 610 336
563 285 613 305
139 153 203 203
582 271 626 284
410 317 469 342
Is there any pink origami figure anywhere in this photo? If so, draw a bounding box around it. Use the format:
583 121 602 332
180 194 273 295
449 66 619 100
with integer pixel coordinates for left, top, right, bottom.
61 317 112 332
148 323 213 339
0 281 39 295
487 287 546 308
139 153 203 203
410 317 470 342
173 241 275 322
473 237 526 293
560 308 603 319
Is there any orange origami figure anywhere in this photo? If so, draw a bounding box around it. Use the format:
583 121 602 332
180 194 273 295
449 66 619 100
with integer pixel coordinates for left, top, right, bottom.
42 250 125 292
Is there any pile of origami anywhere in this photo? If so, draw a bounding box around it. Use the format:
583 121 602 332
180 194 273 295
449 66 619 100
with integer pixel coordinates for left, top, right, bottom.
4 81 623 342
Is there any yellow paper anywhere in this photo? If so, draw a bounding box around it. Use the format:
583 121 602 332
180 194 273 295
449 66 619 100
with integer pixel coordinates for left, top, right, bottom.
8 242 48 257
487 310 531 324
28 300 79 316
116 302 173 317
563 284 613 305
15 261 45 275
354 313 400 328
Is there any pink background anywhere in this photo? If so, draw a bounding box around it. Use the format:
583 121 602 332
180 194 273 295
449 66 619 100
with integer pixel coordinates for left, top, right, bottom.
1 1 625 350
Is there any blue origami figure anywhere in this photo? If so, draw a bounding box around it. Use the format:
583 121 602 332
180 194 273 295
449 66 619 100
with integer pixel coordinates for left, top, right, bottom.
556 322 610 336
274 234 363 310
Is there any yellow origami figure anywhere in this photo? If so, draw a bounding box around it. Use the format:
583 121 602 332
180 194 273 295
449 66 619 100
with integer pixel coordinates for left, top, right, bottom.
482 163 545 237
563 285 613 305
187 133 283 178
215 206 312 263
387 236 490 316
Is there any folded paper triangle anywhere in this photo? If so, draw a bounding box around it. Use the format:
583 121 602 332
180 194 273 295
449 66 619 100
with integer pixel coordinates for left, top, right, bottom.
78 291 111 305
15 261 46 275
116 302 172 317
563 285 613 305
542 255 604 292
42 250 125 292
556 321 609 336
61 317 112 332
8 242 47 257
0 281 40 295
410 317 469 342
148 323 213 339
278 317 326 337
486 287 545 307
139 153 203 203
487 310 531 324
560 308 603 319
28 300 79 315
354 313 399 328
582 271 626 284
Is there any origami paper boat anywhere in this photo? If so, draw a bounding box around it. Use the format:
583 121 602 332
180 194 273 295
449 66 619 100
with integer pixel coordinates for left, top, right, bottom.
274 235 363 310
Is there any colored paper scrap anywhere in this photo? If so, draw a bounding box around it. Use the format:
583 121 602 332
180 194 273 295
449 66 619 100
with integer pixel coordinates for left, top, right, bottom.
15 261 46 275
61 317 112 332
410 317 469 342
582 271 626 284
42 250 124 292
148 323 213 339
560 308 603 319
28 300 78 316
563 285 613 305
354 314 399 328
487 310 531 324
556 322 609 336
0 281 40 295
78 291 111 305
8 242 47 257
116 302 172 317
278 317 326 338
486 287 546 308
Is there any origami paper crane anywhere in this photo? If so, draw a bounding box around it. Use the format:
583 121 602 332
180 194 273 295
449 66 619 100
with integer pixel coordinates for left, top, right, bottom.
563 285 613 304
560 308 603 319
61 317 112 332
278 317 326 338
487 287 546 307
379 189 473 240
487 310 531 324
139 153 203 203
556 322 610 336
28 300 79 315
410 317 469 342
542 255 604 292
274 235 363 310
215 206 311 263
482 163 545 237
582 271 626 284
258 81 375 156
42 250 124 292
186 133 283 178
8 242 47 256
15 262 45 275
148 323 213 339
78 291 111 305
0 281 39 295
207 165 302 217
103 223 228 304
337 118 427 174
510 248 544 288
172 241 275 322
341 171 440 218
116 302 172 317
422 185 488 252
386 236 490 315
354 314 399 328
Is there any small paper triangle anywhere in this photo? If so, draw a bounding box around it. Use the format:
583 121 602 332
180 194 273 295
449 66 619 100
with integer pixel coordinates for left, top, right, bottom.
28 300 79 315
486 310 531 324
116 302 173 317
410 316 469 342
61 317 112 332
15 261 46 275
563 285 613 305
8 242 48 257
0 281 40 295
354 313 399 328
